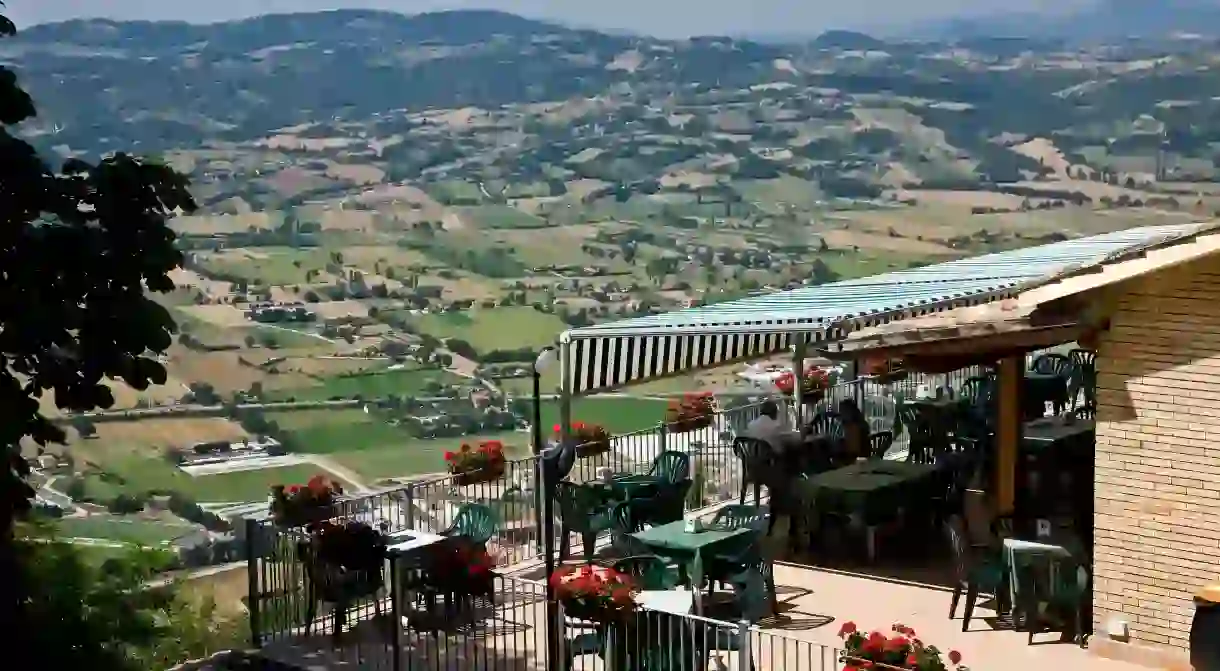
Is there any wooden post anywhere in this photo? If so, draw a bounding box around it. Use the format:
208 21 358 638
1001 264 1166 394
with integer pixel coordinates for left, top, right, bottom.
994 356 1022 515
792 340 806 424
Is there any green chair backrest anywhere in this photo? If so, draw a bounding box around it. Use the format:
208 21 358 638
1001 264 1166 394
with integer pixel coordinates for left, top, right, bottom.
710 504 767 532
451 503 499 545
554 481 602 533
649 450 690 484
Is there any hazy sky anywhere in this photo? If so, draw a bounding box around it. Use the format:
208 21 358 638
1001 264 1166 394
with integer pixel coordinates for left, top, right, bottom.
6 0 1091 38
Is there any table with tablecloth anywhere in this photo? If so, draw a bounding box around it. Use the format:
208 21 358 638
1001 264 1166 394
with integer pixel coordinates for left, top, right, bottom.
630 520 755 615
794 459 940 559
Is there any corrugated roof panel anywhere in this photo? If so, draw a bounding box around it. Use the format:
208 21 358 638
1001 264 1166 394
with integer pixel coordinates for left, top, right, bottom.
564 223 1203 340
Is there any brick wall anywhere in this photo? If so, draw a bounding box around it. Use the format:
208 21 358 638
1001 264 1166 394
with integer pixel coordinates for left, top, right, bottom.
1094 256 1220 654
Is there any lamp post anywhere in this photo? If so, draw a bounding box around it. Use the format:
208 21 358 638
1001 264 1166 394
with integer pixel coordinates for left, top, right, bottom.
532 346 560 671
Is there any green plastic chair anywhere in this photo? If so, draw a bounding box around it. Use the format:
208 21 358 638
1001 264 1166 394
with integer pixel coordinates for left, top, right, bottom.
440 503 499 547
555 481 625 563
709 504 768 532
945 516 1005 632
648 450 690 483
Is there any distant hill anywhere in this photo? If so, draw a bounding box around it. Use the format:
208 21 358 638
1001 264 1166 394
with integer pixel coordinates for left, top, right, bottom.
1 9 787 158
927 0 1220 41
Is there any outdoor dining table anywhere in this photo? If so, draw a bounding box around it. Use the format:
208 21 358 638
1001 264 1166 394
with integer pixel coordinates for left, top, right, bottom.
384 528 449 653
630 520 755 616
585 473 663 502
1023 416 1095 449
1002 534 1087 629
796 459 939 561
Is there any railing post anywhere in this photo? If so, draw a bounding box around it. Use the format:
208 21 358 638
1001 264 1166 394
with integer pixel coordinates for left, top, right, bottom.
736 619 752 671
534 457 545 556
404 483 415 531
658 421 668 454
244 518 262 648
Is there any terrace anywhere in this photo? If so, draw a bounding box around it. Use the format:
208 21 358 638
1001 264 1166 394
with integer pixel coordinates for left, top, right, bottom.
244 373 1140 671
242 225 1201 671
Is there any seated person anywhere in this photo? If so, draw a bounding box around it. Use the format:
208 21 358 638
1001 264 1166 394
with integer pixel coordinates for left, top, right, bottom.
746 400 792 452
837 398 870 463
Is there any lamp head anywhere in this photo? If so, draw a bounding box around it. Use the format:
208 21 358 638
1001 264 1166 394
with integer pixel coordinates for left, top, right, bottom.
534 346 557 374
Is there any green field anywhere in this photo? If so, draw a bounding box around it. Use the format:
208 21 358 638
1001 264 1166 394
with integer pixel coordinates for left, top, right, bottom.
267 408 417 452
196 247 331 286
53 517 200 545
821 250 933 280
427 180 485 205
538 397 670 435
264 367 466 402
735 176 824 209
409 307 567 353
78 455 350 504
190 465 348 500
329 432 530 480
266 407 529 479
455 205 546 229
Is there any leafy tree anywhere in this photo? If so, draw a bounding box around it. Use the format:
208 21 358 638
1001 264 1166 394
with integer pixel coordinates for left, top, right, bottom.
18 533 244 669
0 5 195 657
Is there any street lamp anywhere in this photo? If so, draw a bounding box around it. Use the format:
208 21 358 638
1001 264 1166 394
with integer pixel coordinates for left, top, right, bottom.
532 346 560 671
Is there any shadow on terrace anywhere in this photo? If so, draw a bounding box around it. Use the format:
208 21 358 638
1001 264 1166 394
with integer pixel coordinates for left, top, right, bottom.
244 367 1128 671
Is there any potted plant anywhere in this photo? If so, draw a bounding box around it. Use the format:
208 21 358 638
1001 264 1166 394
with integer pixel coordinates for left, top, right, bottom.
550 564 638 623
269 474 343 527
427 537 497 598
862 356 907 384
307 519 388 573
405 536 497 629
665 391 716 433
839 622 967 671
556 421 613 458
445 440 507 486
774 367 831 403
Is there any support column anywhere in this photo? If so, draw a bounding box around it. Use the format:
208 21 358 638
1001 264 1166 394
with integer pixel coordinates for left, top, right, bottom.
559 343 572 447
792 339 806 426
994 356 1022 515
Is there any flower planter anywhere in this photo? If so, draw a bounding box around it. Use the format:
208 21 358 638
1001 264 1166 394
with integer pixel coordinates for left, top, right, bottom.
667 415 714 434
564 422 613 458
272 504 336 528
453 461 506 486
664 392 716 434
446 440 507 485
270 476 343 528
575 439 612 458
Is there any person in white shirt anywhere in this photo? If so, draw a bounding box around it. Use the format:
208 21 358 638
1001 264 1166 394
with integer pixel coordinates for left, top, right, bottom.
746 401 792 452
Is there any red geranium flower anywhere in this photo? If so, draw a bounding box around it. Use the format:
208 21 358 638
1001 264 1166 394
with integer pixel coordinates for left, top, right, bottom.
948 650 963 665
838 621 858 638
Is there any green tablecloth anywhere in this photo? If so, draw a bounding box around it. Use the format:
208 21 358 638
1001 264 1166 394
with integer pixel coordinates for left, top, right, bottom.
796 460 938 525
630 520 753 614
586 474 662 502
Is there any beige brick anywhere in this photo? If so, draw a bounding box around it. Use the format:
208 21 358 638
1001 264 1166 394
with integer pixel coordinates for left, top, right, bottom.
1094 255 1220 655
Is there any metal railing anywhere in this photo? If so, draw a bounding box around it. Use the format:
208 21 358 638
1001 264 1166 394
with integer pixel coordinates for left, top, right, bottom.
246 366 996 576
244 363 1017 668
247 529 843 671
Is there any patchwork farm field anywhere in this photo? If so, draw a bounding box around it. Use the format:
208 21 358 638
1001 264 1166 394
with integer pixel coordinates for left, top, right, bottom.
408 306 568 352
265 407 528 479
262 366 467 401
